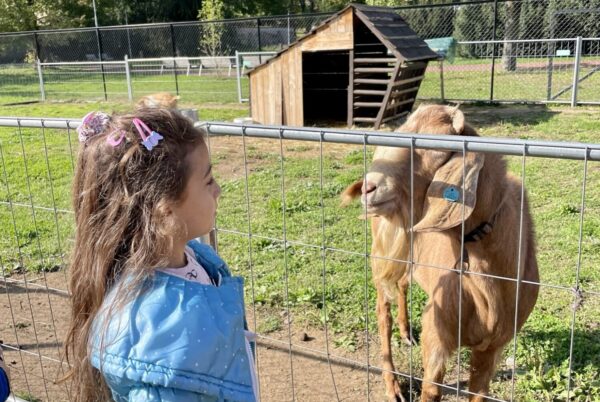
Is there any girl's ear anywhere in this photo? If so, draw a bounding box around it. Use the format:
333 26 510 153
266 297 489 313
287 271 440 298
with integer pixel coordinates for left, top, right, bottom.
155 200 180 237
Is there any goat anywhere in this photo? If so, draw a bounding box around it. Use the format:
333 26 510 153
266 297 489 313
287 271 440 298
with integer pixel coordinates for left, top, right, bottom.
341 104 539 402
135 92 179 110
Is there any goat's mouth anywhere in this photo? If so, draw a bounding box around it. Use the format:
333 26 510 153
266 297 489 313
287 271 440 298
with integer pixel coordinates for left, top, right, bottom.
361 196 396 214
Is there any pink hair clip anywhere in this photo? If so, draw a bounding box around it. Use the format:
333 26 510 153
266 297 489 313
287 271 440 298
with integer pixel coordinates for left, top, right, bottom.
106 129 126 147
132 118 164 151
77 111 110 143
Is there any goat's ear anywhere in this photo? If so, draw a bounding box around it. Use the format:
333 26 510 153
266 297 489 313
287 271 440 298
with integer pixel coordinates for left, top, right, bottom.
340 180 363 207
450 106 465 135
412 151 484 232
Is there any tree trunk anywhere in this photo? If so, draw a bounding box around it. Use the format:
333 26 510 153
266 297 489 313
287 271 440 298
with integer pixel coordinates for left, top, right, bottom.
502 1 521 72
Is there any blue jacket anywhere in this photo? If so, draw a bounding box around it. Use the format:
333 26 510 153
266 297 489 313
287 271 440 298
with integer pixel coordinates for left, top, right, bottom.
0 368 8 402
90 241 256 402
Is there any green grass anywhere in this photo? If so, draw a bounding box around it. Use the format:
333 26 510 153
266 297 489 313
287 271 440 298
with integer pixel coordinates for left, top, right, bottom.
1 101 599 400
3 56 600 106
420 59 600 103
0 65 250 105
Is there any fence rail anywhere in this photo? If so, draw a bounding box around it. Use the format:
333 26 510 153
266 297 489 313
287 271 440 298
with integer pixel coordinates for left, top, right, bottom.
1 116 599 401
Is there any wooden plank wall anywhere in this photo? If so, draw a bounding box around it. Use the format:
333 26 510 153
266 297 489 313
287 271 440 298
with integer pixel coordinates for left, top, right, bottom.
300 9 353 52
250 8 354 126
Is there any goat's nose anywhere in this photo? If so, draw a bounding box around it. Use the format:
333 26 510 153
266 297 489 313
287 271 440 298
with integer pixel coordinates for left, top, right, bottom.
362 181 376 195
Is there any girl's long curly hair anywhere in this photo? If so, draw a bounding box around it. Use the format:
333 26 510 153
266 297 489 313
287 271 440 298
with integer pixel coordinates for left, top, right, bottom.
63 108 206 401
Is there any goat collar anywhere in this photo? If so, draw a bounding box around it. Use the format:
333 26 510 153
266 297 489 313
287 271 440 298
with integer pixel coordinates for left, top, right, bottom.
459 214 498 271
464 221 493 243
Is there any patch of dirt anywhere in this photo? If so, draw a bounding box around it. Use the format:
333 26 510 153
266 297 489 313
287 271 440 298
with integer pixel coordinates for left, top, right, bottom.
208 136 363 181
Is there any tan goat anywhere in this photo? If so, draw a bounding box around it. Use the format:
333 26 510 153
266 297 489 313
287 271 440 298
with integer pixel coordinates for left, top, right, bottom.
342 104 539 402
135 92 180 110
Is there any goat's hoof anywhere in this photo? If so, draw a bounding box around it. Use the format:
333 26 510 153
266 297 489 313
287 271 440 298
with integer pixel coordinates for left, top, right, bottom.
386 380 406 402
387 393 406 402
420 393 441 402
401 333 418 346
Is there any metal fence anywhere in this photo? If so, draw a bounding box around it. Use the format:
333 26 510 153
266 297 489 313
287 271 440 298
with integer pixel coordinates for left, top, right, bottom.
4 38 599 106
0 116 599 401
2 1 600 64
422 37 600 106
2 0 600 105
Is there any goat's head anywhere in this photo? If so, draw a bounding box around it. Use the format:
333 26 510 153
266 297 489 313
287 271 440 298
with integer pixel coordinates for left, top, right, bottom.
342 104 485 232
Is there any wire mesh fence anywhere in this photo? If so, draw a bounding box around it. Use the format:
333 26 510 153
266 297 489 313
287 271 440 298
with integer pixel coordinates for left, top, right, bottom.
5 37 595 106
418 37 600 104
2 0 600 105
1 116 599 401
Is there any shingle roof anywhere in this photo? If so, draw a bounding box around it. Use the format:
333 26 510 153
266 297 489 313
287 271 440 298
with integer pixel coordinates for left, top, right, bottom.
249 3 438 75
352 4 439 62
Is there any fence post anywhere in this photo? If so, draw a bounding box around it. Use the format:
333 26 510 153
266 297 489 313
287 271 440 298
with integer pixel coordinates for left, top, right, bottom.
170 23 180 95
125 56 133 101
37 59 45 101
489 0 499 102
236 51 243 103
95 27 108 101
33 32 42 62
257 18 262 51
439 59 445 102
571 36 582 107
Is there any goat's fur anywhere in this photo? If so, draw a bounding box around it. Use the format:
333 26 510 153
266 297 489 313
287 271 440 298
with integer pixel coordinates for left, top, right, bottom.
135 92 179 110
342 104 539 402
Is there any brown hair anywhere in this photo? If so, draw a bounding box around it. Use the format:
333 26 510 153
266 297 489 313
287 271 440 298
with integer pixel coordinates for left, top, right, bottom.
63 108 206 401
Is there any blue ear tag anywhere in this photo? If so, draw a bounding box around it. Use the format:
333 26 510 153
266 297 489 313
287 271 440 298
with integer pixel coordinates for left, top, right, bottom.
443 186 460 202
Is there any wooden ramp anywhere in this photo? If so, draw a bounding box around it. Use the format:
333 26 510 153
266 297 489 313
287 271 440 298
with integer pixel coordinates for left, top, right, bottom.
349 4 436 129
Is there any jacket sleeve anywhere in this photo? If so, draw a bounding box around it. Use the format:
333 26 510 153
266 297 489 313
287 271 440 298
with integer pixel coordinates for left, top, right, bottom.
0 368 9 402
128 386 219 402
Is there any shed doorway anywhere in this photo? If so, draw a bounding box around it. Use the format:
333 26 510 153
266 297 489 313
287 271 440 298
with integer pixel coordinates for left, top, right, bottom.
302 50 349 125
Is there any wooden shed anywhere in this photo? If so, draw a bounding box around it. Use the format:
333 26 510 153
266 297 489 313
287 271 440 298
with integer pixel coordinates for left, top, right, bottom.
248 3 439 129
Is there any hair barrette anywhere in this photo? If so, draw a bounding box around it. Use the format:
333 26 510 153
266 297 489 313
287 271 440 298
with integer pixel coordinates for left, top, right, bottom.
106 129 127 147
132 118 164 151
77 111 110 143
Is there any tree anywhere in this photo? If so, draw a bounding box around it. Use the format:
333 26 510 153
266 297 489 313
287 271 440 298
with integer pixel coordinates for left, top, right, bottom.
501 1 521 71
198 0 225 56
453 3 495 58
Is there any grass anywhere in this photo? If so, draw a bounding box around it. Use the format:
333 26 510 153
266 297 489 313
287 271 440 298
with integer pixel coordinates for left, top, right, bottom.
0 65 250 105
3 55 600 106
1 100 599 400
420 59 600 103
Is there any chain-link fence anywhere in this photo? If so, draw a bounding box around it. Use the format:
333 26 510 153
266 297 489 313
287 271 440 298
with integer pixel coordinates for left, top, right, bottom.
1 0 600 105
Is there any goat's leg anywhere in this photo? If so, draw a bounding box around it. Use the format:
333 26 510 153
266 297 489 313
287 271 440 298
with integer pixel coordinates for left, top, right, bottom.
376 287 406 402
396 274 416 346
420 307 452 402
467 346 502 402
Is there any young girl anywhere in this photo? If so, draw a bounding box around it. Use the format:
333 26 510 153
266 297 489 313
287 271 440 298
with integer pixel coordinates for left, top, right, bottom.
64 109 257 402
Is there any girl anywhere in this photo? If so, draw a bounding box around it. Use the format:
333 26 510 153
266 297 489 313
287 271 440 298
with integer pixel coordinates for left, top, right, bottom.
64 109 257 402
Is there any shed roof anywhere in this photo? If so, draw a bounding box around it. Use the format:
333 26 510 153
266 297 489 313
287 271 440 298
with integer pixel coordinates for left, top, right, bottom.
249 3 438 75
